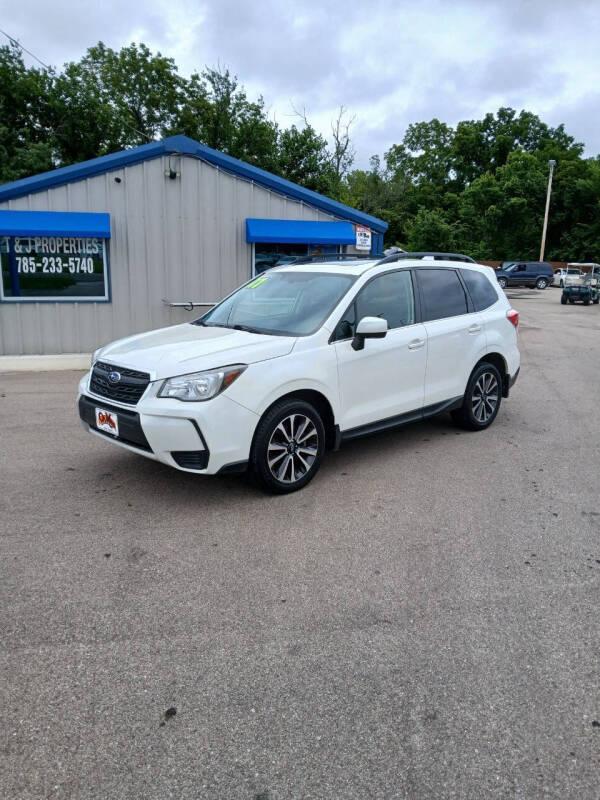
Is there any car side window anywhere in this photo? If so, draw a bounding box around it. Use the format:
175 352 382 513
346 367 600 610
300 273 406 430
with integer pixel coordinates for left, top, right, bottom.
516 264 527 272
417 269 468 322
355 270 415 330
460 269 499 311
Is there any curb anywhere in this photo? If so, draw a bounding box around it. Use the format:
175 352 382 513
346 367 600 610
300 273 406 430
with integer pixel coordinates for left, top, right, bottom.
0 354 90 372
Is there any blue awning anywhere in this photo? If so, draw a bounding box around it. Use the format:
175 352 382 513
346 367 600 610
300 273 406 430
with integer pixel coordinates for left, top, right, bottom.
246 218 356 245
0 210 111 238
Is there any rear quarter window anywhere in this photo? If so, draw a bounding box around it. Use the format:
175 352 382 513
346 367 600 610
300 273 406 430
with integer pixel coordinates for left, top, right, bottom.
460 269 499 311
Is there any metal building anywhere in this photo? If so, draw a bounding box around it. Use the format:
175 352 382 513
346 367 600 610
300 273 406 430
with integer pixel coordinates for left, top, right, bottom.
0 135 387 356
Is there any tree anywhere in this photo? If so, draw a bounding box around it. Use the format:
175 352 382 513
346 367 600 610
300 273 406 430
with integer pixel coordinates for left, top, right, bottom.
452 107 583 187
1 37 599 263
330 105 355 185
386 119 455 185
405 208 458 252
0 44 54 182
70 42 183 147
176 67 279 171
277 124 335 194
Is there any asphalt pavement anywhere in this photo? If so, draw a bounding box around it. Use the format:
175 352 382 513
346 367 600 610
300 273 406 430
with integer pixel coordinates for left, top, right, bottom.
1 287 599 799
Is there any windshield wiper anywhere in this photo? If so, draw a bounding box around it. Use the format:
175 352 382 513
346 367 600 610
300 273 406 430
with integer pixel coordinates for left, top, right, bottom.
193 320 268 334
231 323 267 334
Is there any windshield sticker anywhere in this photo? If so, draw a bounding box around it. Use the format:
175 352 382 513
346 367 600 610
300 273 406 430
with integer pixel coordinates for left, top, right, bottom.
248 275 268 289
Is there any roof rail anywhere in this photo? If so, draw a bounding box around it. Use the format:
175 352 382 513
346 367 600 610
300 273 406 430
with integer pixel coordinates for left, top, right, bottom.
291 253 379 264
376 251 476 265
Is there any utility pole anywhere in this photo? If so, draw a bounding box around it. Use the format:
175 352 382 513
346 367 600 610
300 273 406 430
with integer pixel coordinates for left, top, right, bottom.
539 159 556 262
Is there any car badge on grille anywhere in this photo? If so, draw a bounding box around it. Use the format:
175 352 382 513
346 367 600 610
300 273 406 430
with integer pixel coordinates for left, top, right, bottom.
108 370 121 384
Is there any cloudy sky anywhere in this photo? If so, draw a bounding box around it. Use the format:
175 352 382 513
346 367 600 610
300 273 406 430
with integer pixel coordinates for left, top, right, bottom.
2 0 599 167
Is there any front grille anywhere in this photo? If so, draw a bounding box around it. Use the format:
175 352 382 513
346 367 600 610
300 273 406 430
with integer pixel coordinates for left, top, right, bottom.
171 451 209 470
90 361 150 405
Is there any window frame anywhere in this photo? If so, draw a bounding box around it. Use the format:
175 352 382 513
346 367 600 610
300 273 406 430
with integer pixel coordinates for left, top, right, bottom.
330 267 421 343
0 235 111 304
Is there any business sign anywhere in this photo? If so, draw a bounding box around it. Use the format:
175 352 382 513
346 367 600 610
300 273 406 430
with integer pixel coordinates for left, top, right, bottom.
1 236 109 302
355 225 372 251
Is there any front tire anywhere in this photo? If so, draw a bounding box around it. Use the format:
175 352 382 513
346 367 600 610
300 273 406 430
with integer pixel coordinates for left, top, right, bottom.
561 294 568 305
250 399 325 494
497 277 508 289
451 362 502 431
536 277 548 289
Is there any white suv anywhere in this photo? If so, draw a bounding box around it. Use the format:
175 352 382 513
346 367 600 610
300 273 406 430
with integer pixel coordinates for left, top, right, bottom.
78 254 520 493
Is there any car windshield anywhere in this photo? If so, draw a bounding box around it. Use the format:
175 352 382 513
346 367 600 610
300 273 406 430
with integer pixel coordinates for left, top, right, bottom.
196 271 356 336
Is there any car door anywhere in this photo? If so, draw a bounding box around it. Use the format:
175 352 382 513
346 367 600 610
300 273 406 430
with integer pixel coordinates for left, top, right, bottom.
527 263 540 286
510 263 527 285
416 267 487 408
333 269 427 431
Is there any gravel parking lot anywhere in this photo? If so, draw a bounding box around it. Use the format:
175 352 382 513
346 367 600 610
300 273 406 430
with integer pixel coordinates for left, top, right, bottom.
1 287 599 800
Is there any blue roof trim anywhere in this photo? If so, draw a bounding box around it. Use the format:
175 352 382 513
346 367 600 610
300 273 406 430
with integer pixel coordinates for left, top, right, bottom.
246 218 356 245
0 210 111 238
0 135 387 234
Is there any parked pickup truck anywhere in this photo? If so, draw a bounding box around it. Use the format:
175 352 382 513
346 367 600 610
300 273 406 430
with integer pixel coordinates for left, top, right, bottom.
552 267 583 287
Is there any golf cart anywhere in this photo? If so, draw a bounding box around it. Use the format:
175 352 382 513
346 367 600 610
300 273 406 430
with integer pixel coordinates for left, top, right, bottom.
561 263 600 305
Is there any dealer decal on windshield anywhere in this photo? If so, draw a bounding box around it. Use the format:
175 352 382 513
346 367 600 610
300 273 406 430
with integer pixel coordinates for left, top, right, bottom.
248 275 268 289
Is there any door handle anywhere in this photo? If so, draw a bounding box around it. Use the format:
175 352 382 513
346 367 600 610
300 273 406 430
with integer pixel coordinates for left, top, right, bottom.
468 324 482 334
408 338 425 350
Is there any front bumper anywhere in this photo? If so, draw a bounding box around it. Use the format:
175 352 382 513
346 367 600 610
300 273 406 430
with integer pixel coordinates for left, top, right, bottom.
77 372 259 474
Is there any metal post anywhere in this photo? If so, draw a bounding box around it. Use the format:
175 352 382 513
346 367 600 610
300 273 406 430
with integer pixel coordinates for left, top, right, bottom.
539 160 556 262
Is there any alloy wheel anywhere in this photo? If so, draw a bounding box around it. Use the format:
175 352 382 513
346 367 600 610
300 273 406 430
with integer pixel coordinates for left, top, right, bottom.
267 413 318 484
472 372 499 424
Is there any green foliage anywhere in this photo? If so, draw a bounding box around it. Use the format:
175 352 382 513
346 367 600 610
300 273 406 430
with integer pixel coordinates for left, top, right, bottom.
1 39 599 261
277 125 335 194
366 108 599 260
0 44 55 181
406 208 457 252
176 68 280 172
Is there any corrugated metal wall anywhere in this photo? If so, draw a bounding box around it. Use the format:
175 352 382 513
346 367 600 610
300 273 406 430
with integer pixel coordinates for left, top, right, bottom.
0 155 339 355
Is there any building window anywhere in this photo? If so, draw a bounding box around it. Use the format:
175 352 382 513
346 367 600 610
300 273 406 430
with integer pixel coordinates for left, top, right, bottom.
1 235 110 302
253 243 341 275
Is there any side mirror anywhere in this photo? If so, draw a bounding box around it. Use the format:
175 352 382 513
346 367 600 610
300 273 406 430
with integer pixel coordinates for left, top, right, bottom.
352 316 388 351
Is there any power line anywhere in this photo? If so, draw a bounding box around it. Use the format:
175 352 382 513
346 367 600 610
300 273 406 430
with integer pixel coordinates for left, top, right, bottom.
0 28 51 70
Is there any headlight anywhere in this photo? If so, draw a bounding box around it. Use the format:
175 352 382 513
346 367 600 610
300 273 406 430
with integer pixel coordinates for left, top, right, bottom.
158 365 247 402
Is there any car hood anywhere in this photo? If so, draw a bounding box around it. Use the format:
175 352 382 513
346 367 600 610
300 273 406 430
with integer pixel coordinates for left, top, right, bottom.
95 323 296 379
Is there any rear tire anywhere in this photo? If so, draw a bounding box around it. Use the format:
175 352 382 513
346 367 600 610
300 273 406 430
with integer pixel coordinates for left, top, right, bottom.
561 294 567 305
583 298 590 306
451 362 502 431
536 277 548 289
250 398 325 494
